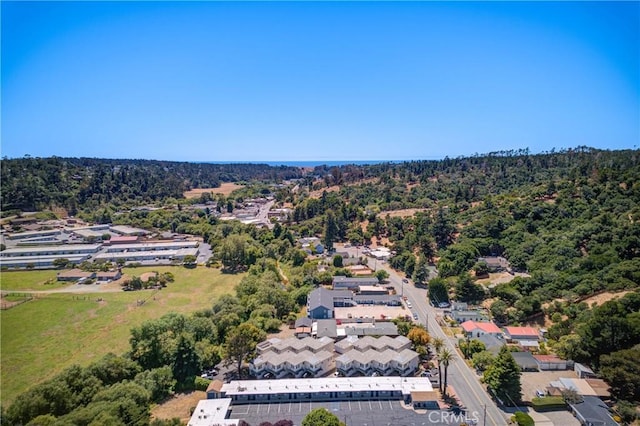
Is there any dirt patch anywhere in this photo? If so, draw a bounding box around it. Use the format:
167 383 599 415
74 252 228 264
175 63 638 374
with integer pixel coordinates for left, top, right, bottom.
268 323 297 340
308 185 341 199
376 208 428 219
579 290 632 307
151 391 206 423
140 272 159 282
184 183 244 198
475 272 530 288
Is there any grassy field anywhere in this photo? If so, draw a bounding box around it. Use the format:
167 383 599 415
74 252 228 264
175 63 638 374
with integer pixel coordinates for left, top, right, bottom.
0 266 243 406
0 270 70 291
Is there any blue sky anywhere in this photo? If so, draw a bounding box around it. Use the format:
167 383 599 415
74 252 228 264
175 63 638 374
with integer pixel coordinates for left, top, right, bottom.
2 1 638 162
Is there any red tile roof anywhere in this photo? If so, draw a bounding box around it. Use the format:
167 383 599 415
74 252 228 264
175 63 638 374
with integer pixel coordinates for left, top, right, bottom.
461 320 502 334
505 326 540 338
533 355 564 363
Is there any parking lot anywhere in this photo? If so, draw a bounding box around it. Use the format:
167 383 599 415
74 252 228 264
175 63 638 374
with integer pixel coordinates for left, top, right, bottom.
228 400 475 426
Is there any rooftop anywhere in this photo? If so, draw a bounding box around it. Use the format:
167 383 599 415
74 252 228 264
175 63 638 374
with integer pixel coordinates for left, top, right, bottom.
187 399 237 426
461 320 502 334
220 377 433 397
505 326 540 337
570 396 619 426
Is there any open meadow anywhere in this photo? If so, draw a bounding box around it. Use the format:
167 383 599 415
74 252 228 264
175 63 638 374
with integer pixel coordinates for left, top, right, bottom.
0 266 243 406
1 270 70 291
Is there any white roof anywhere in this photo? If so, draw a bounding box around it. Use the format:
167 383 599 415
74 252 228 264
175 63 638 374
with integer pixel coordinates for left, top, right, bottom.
95 248 198 260
110 225 148 235
0 244 101 255
187 399 237 426
221 376 432 396
106 241 198 251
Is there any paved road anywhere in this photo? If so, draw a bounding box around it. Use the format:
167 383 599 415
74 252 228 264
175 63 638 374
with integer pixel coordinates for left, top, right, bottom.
380 263 509 426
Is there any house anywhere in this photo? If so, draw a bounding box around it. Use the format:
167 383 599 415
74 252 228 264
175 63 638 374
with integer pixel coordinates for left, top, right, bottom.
450 310 485 323
504 326 541 342
106 236 140 245
294 317 313 338
332 276 379 290
357 285 388 295
342 322 399 337
188 398 238 426
533 355 567 371
549 378 606 397
511 352 539 371
313 319 338 339
574 362 597 379
215 377 436 405
516 340 540 352
460 321 503 339
569 396 619 426
251 337 335 379
206 380 225 399
95 270 122 281
477 334 505 355
336 344 419 377
451 301 469 311
477 256 509 272
57 269 96 282
353 294 401 306
110 225 149 236
306 288 353 319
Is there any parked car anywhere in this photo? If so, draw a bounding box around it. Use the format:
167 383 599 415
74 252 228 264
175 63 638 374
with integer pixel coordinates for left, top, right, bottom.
413 313 419 320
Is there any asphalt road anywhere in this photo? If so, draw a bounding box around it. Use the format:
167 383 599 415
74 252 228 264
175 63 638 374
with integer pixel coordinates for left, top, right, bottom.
380 263 509 426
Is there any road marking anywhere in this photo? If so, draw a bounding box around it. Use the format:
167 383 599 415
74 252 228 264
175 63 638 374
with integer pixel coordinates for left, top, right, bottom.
358 400 362 411
348 400 352 411
378 400 383 409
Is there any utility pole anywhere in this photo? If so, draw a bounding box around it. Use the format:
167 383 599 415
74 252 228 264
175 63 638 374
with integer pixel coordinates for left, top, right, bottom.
483 404 487 426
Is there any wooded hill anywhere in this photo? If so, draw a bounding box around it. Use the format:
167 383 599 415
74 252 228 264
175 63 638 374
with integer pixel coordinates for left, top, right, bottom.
0 156 304 213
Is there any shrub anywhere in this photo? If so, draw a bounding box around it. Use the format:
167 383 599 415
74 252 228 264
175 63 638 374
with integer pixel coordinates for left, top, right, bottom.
531 396 566 412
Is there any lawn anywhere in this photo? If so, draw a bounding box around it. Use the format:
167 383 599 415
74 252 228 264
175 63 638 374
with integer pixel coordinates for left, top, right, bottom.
0 266 243 406
0 270 70 291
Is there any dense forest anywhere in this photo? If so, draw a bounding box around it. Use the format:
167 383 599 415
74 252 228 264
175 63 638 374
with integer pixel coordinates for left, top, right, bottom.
2 147 640 423
0 156 304 213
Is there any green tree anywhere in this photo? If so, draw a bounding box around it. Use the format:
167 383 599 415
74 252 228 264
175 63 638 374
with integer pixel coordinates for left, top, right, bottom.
412 255 430 284
473 261 490 277
301 408 343 426
53 258 70 269
471 351 494 372
375 269 389 283
323 212 338 251
218 234 247 272
483 346 522 404
599 347 640 402
134 366 176 402
224 322 266 377
172 333 200 389
182 255 197 267
459 339 486 359
428 278 449 306
332 255 343 268
455 273 485 304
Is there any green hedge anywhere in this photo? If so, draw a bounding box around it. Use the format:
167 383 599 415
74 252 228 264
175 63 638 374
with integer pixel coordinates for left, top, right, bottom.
512 411 535 426
531 396 566 412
